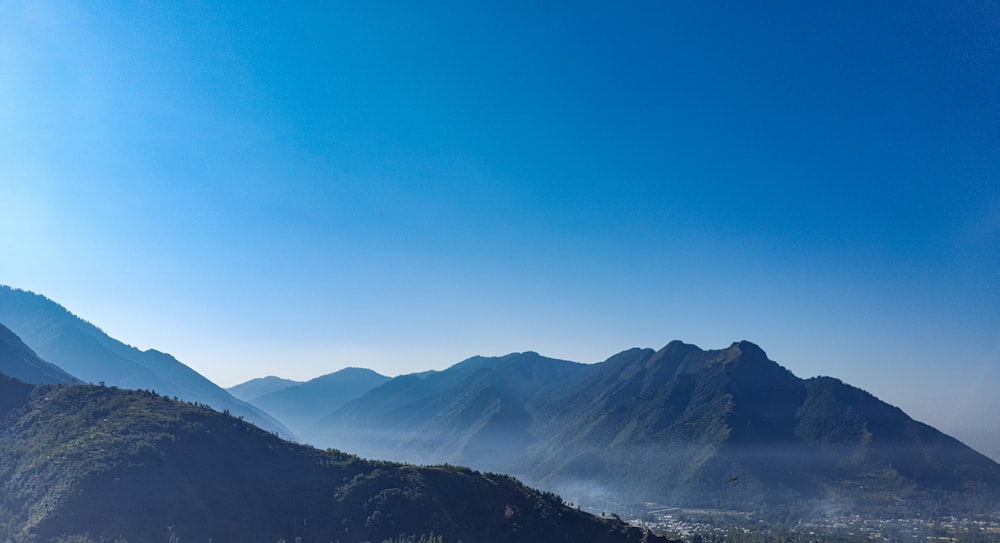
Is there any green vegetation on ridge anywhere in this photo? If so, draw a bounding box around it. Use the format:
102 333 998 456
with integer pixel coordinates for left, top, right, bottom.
0 374 667 543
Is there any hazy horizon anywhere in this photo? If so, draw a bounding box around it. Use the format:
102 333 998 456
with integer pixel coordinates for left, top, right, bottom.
2 2 997 461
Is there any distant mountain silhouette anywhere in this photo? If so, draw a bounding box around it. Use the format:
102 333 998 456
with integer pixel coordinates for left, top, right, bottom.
244 367 390 434
0 322 78 384
0 286 294 440
299 352 583 461
305 341 1000 516
227 375 302 402
0 374 668 543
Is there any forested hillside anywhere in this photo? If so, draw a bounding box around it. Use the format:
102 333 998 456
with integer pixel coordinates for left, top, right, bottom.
0 374 667 543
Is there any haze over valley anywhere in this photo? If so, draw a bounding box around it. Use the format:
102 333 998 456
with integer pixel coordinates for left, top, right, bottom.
1 286 999 541
2 0 998 540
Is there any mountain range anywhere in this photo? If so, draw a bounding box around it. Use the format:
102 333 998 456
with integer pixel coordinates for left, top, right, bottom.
285 341 1000 517
229 368 390 435
0 286 294 440
0 373 664 543
3 285 997 522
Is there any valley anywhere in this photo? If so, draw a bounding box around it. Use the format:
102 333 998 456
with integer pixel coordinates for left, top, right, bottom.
1 287 998 541
242 342 1000 520
4 1 997 540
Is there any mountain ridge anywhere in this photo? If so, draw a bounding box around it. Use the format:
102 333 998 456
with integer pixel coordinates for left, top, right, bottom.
302 340 1000 517
4 285 995 519
227 375 303 401
0 373 668 543
299 352 583 460
0 286 294 440
244 367 390 434
0 322 78 385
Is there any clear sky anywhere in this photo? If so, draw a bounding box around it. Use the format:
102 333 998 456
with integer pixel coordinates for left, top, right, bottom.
1 1 998 458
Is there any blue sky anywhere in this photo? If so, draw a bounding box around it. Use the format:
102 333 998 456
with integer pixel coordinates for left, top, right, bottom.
1 1 998 458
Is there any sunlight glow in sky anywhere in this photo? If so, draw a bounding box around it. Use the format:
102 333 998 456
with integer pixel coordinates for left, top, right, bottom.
1 1 998 458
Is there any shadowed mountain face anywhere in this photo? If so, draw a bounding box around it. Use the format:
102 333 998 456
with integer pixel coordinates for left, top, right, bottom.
0 286 294 440
0 374 668 543
306 341 1000 515
244 367 390 434
0 323 78 384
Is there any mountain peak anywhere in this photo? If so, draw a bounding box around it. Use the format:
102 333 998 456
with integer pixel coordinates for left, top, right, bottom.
659 339 702 355
313 366 386 381
721 339 768 362
501 351 541 360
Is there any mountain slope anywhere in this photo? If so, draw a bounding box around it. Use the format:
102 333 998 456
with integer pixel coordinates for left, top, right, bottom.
247 367 390 434
0 374 668 543
302 351 586 465
0 286 294 440
227 375 302 402
304 341 1000 516
0 322 78 384
528 341 817 507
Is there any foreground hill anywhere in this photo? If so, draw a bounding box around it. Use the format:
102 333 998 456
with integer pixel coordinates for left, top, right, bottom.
306 341 1000 517
0 323 77 385
0 374 665 543
0 286 294 440
244 368 390 434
